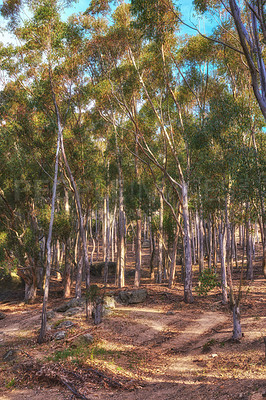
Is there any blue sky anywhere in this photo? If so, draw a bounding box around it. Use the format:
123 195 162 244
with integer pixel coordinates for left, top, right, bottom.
62 0 215 35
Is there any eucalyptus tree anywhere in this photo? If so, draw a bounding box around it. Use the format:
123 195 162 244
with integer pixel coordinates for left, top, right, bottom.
0 0 100 341
0 79 47 302
193 0 266 121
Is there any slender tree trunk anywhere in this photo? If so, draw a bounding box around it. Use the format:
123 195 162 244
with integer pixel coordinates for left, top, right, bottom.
89 210 96 266
104 191 110 284
103 197 107 263
219 218 228 305
158 191 164 283
197 209 204 273
191 214 197 265
63 239 71 298
133 112 142 288
134 208 142 287
182 183 193 303
75 256 83 299
208 216 212 269
38 116 61 344
111 206 117 262
225 196 233 274
232 303 242 340
60 139 91 317
116 166 125 288
168 226 179 289
212 217 217 271
246 215 253 280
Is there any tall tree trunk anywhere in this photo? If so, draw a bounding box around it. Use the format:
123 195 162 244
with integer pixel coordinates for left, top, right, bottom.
38 114 61 344
191 214 197 265
182 183 194 303
168 226 179 289
158 191 164 284
103 198 107 263
116 167 125 288
75 231 83 299
197 209 204 273
89 210 96 266
60 140 91 317
75 256 83 299
133 107 142 288
149 212 156 280
246 214 253 280
104 192 110 284
63 239 71 298
219 218 228 305
134 208 142 287
208 216 212 269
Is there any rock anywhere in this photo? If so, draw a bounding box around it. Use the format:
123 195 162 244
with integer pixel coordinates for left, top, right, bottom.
102 295 116 316
55 303 69 313
0 312 6 319
55 298 85 313
118 288 147 305
90 262 116 277
64 307 82 317
81 333 94 344
57 320 75 329
166 311 175 315
54 331 66 340
3 349 17 361
47 310 55 320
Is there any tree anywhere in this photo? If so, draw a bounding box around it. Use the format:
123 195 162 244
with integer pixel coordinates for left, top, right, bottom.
193 0 266 120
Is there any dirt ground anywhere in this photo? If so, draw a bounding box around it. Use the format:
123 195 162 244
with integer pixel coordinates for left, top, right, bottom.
0 248 265 400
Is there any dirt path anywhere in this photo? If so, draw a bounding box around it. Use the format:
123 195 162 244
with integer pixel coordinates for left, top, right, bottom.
0 280 265 400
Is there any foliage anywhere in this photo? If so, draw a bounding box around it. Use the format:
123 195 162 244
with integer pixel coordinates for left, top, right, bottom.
86 284 103 303
195 268 220 296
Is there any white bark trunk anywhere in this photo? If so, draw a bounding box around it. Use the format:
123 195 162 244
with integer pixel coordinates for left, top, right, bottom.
182 183 193 303
219 220 228 305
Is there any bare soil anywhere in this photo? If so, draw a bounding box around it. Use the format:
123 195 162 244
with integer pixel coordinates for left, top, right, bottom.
0 247 265 400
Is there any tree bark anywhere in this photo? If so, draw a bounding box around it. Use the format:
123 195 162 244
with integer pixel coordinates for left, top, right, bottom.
134 208 142 287
228 0 266 120
168 226 179 289
63 239 71 298
232 303 242 341
246 216 253 280
182 183 194 303
38 113 61 344
158 191 164 284
219 218 228 305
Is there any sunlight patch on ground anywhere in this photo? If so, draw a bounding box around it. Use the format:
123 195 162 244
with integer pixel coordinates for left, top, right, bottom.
116 306 166 314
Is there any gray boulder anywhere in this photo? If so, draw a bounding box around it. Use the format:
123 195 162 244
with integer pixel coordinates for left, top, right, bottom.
55 298 85 313
102 295 116 316
57 320 75 329
80 333 94 344
47 310 56 320
54 331 66 340
3 349 17 361
90 262 116 277
118 288 147 304
64 307 82 317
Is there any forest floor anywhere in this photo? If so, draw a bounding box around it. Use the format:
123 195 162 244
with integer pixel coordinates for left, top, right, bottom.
0 246 265 400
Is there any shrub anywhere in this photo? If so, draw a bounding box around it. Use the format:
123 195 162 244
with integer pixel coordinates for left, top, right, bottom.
195 268 220 296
